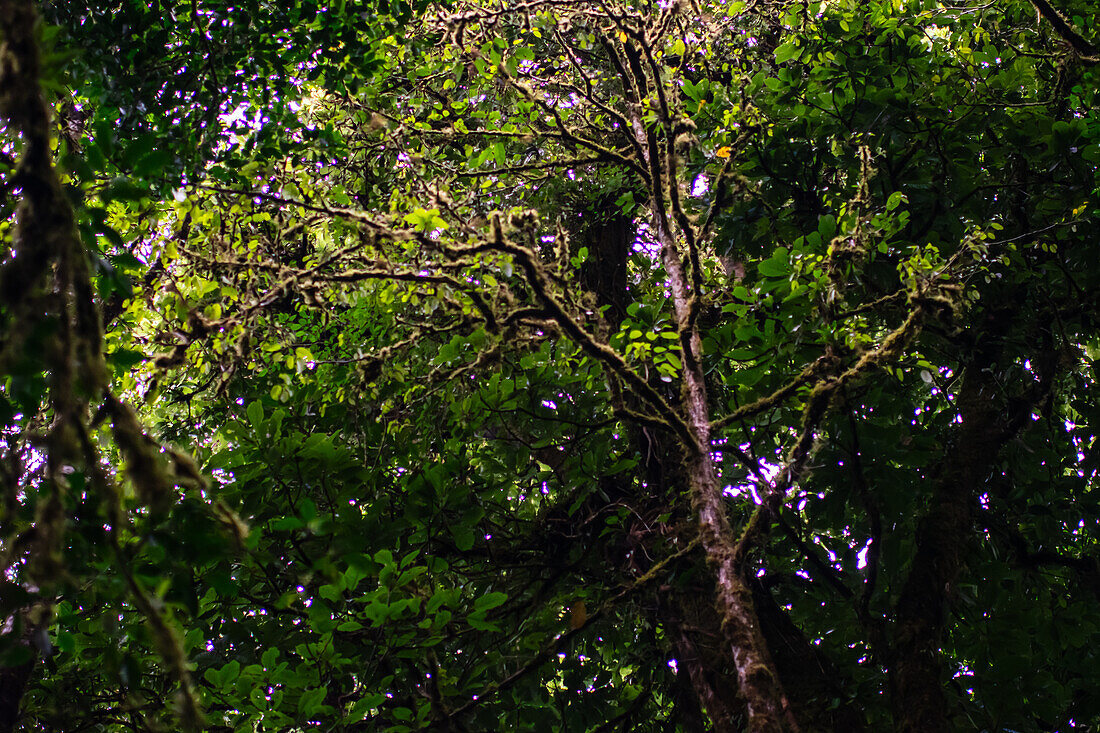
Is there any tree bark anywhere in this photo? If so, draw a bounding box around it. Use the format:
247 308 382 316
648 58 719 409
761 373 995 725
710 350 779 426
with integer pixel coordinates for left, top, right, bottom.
660 570 746 731
657 217 793 731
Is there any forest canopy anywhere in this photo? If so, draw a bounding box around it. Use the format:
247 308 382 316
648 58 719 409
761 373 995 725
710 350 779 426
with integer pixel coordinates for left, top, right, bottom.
3 0 1100 730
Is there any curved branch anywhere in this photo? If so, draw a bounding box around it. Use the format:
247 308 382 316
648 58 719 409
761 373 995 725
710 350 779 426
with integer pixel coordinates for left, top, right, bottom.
1029 0 1098 59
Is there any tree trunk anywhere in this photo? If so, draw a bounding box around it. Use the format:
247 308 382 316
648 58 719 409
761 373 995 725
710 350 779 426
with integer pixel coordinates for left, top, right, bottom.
657 217 793 731
661 568 746 731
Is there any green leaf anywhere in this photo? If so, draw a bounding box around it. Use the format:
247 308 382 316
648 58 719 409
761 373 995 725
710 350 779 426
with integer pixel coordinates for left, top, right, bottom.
474 591 507 612
261 647 280 669
774 41 800 64
297 687 327 717
451 525 475 551
758 256 789 278
246 400 264 426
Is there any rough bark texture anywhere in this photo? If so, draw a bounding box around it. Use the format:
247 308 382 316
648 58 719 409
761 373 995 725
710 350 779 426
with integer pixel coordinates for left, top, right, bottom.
661 570 746 731
673 626 741 731
617 31 791 726
0 0 59 305
666 631 712 733
0 2 53 728
658 219 793 731
571 185 766 728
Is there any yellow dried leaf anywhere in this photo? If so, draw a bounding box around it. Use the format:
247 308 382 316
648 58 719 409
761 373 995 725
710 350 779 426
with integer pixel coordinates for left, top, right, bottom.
570 600 587 630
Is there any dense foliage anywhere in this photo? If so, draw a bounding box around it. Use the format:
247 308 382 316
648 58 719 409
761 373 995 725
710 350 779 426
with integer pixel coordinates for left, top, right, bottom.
3 0 1100 730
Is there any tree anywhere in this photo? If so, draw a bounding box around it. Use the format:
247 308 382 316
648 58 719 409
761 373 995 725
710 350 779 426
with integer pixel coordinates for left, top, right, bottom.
3 0 1100 730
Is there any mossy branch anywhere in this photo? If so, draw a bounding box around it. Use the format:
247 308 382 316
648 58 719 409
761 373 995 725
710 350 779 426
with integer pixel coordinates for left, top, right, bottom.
1029 0 1098 60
